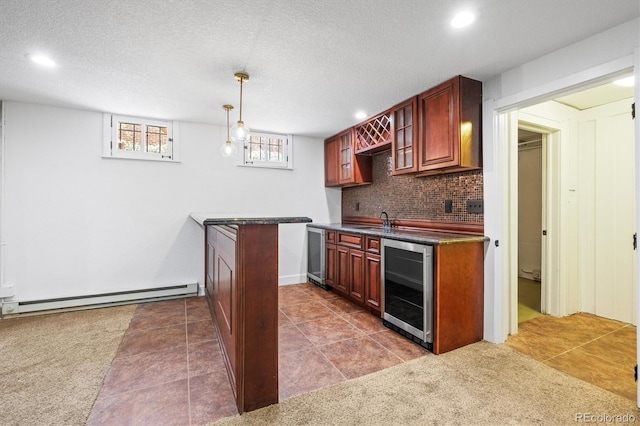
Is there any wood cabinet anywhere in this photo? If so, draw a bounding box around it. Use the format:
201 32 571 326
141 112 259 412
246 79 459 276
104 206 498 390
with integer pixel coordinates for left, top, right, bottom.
324 137 339 187
321 226 484 354
354 110 392 154
432 241 484 354
323 75 482 185
364 252 381 310
336 245 351 296
348 249 365 303
204 224 278 413
325 250 337 290
391 97 419 175
328 232 380 312
324 129 372 187
335 233 365 302
417 75 482 175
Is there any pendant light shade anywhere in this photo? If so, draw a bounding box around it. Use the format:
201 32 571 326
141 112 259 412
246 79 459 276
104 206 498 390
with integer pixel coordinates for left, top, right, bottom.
230 72 251 143
221 104 237 157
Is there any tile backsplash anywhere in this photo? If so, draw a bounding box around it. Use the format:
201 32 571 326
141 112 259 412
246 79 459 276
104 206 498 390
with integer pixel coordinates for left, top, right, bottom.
342 151 483 223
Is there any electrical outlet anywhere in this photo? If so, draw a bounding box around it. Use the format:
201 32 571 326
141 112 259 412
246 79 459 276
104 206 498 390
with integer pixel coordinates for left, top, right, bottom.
466 200 484 214
445 200 453 213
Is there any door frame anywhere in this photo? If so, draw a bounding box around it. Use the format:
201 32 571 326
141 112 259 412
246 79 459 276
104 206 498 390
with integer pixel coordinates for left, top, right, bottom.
510 119 561 335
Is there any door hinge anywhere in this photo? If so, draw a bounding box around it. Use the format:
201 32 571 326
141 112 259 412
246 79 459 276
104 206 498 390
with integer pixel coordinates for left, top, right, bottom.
634 233 637 250
542 230 547 236
632 103 635 120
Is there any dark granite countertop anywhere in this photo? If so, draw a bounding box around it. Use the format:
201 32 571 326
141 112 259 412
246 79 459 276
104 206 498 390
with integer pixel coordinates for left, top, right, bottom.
307 223 488 245
190 213 312 227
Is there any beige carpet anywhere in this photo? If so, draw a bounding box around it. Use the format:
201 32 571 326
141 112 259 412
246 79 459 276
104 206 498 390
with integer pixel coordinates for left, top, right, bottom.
0 305 136 426
212 341 639 426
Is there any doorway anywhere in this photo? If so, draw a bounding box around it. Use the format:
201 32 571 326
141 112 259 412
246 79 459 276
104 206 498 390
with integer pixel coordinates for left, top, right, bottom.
517 128 544 323
507 77 636 335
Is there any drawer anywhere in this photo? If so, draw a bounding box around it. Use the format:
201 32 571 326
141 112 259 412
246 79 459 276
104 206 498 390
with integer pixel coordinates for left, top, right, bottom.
338 232 363 249
326 231 336 243
365 236 380 253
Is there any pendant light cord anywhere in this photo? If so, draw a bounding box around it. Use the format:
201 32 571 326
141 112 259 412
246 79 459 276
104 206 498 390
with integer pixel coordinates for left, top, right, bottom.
238 77 244 122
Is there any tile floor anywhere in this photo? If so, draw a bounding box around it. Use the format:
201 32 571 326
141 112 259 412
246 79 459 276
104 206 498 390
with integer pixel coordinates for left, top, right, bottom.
506 312 637 401
518 277 542 323
87 282 429 425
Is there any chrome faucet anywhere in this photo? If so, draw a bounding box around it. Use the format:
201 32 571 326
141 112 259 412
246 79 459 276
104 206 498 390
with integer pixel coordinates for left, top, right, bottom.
380 211 391 230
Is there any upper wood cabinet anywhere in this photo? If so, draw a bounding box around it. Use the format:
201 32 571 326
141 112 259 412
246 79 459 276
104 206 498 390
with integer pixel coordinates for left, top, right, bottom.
417 75 482 175
324 137 339 187
391 97 419 175
324 128 372 187
354 110 392 154
324 75 482 187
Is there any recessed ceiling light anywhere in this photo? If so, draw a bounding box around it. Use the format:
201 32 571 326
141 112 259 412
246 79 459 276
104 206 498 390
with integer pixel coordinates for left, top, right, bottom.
355 111 367 120
27 54 56 68
451 11 475 28
613 76 635 87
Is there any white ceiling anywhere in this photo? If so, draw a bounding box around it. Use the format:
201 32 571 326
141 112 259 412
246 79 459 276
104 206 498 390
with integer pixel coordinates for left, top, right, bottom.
0 0 638 139
555 81 635 110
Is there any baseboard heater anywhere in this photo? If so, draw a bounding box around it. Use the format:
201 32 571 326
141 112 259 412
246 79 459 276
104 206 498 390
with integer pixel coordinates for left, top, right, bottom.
1 283 198 316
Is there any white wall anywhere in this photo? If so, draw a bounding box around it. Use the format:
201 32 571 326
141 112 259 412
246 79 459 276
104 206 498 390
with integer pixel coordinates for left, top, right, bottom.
483 17 640 343
1 101 340 302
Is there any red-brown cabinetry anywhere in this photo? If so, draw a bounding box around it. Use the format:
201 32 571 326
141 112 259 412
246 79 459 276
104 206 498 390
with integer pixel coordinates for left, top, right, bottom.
323 75 482 186
328 231 380 314
417 75 482 175
204 224 278 413
354 110 392 154
324 137 339 186
391 97 419 175
324 129 372 187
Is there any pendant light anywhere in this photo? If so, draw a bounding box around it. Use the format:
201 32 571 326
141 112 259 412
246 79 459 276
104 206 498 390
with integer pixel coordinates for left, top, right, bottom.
230 72 251 143
221 104 237 157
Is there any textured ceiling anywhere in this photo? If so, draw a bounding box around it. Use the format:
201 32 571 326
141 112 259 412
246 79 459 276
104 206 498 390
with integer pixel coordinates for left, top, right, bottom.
0 0 638 138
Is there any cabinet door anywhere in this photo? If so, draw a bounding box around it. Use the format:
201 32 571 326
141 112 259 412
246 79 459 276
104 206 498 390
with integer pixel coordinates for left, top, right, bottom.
365 253 381 311
215 228 237 379
206 239 215 296
324 137 339 186
391 97 418 175
418 79 458 170
336 245 350 295
349 249 365 303
338 130 354 184
325 243 337 288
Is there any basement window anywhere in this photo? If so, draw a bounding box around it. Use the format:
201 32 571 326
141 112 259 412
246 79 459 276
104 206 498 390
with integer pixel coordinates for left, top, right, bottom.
242 131 292 169
103 114 179 162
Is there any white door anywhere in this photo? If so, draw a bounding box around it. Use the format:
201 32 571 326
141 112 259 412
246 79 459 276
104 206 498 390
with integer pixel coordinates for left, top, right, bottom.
581 99 636 323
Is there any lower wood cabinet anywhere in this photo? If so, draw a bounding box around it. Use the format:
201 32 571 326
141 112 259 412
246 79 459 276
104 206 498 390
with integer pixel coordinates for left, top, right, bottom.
328 231 380 313
325 242 337 288
336 245 350 296
205 224 278 413
364 252 381 310
432 242 484 354
321 228 484 354
348 248 365 303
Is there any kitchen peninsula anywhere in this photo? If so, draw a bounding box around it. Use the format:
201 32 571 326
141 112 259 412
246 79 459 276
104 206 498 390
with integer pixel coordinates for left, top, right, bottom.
190 214 312 413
